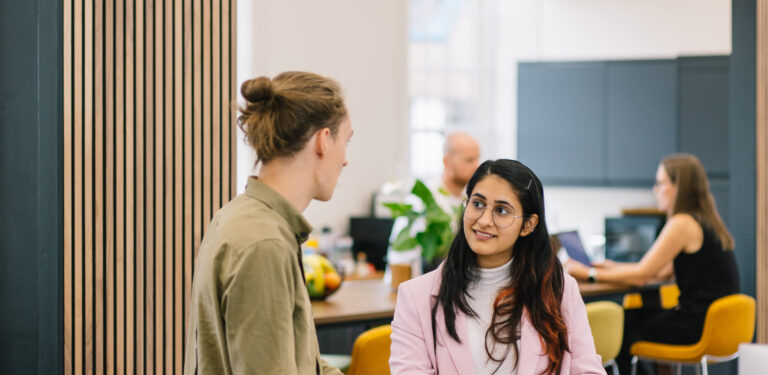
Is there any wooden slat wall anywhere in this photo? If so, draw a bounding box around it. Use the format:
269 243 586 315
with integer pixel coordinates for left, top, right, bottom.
63 0 237 373
757 0 768 345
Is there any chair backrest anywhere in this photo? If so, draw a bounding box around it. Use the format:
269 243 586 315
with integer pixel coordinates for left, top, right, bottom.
586 301 624 365
699 294 756 357
348 324 392 375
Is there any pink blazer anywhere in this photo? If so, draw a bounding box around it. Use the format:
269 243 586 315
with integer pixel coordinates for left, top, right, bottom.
389 264 606 375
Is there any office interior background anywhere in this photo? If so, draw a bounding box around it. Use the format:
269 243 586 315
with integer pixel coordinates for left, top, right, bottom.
1 0 767 374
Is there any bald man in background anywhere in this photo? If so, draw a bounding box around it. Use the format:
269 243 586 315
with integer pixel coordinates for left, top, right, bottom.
434 132 480 212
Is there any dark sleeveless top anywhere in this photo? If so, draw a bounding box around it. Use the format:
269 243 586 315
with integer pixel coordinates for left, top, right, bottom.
673 218 739 314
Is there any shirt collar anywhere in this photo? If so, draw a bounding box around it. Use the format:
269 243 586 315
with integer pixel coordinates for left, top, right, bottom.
244 176 313 243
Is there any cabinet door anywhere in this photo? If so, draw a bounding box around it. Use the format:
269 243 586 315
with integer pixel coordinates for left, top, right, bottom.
606 61 678 184
709 178 730 226
518 62 605 184
678 57 730 177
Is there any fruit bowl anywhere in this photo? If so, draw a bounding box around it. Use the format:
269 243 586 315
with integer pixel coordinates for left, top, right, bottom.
302 254 344 300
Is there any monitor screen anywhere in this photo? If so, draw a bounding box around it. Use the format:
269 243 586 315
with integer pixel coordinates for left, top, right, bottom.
349 217 395 270
604 216 665 262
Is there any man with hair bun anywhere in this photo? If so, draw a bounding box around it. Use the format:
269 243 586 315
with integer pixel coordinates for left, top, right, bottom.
184 71 352 375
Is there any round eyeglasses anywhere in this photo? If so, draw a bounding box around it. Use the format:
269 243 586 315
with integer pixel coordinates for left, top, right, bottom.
462 197 523 228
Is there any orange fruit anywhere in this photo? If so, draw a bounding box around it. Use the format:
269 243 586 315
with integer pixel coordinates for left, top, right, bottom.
324 272 341 292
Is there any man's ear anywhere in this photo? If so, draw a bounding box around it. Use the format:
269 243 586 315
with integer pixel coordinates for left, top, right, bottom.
314 127 331 157
521 214 539 237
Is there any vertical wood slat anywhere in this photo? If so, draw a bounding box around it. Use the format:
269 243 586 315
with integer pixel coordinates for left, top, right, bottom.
115 0 126 373
143 0 155 372
164 0 174 373
72 0 85 364
93 0 105 374
183 0 193 347
105 0 115 373
192 0 202 264
84 0 94 373
221 0 229 205
125 0 136 373
212 0 221 214
135 0 145 371
73 0 83 372
64 1 236 373
63 0 73 372
757 0 768 345
202 0 211 232
173 0 184 372
153 0 164 372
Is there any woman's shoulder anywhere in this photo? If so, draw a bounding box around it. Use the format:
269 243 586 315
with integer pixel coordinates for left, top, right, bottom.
668 212 699 225
561 272 579 298
398 265 442 295
665 213 705 238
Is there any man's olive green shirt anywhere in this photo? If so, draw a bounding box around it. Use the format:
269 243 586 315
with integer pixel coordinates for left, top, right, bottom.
183 177 342 375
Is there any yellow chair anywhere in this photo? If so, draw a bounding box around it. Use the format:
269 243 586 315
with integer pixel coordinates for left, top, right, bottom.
630 294 756 375
348 325 392 375
586 301 624 375
623 283 680 310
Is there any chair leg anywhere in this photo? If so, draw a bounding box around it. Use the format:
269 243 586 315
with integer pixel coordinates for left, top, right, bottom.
609 361 619 375
675 363 682 375
630 356 639 375
700 356 708 375
695 363 701 375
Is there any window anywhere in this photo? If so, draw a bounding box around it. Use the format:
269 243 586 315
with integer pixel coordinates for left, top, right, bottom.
408 0 508 178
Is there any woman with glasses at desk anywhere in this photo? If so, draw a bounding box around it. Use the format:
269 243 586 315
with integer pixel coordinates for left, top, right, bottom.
566 153 739 375
390 159 605 375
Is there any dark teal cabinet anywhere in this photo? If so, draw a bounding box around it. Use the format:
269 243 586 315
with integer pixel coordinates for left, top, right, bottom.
606 61 678 183
678 56 730 178
518 63 605 183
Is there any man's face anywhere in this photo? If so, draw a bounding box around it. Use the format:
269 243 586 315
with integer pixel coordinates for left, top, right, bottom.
445 140 480 187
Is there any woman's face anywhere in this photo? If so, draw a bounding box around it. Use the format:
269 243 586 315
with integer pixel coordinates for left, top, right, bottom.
653 164 677 213
463 174 537 269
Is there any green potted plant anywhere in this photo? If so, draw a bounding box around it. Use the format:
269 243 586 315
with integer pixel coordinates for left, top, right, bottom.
382 180 458 272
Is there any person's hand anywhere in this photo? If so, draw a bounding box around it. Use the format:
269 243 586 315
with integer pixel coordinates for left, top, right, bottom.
564 259 590 281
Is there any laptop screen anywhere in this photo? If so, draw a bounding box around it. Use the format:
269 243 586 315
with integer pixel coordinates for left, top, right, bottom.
556 231 592 267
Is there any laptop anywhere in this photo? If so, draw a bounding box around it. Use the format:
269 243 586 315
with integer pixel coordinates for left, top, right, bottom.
556 231 593 267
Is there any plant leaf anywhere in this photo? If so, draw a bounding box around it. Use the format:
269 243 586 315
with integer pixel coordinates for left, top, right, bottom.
392 225 419 251
411 179 438 209
382 202 414 218
416 231 439 262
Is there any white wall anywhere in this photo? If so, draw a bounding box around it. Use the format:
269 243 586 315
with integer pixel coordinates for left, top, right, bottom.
237 0 408 234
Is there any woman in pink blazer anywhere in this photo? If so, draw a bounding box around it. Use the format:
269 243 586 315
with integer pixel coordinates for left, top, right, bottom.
390 160 605 375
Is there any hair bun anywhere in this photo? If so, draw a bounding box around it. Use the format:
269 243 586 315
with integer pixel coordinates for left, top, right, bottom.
241 77 275 105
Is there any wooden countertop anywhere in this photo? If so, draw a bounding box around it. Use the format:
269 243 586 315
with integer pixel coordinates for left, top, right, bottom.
311 279 397 326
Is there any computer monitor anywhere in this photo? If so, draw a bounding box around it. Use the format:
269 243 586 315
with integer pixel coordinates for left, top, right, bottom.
349 217 395 270
604 215 665 263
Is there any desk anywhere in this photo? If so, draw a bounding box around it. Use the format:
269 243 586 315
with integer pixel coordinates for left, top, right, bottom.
312 279 397 327
312 278 670 326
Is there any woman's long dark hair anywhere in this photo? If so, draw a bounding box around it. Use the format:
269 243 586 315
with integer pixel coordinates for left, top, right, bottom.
431 159 568 375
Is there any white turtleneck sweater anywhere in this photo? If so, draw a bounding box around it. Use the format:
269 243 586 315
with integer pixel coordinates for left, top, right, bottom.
467 258 517 375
